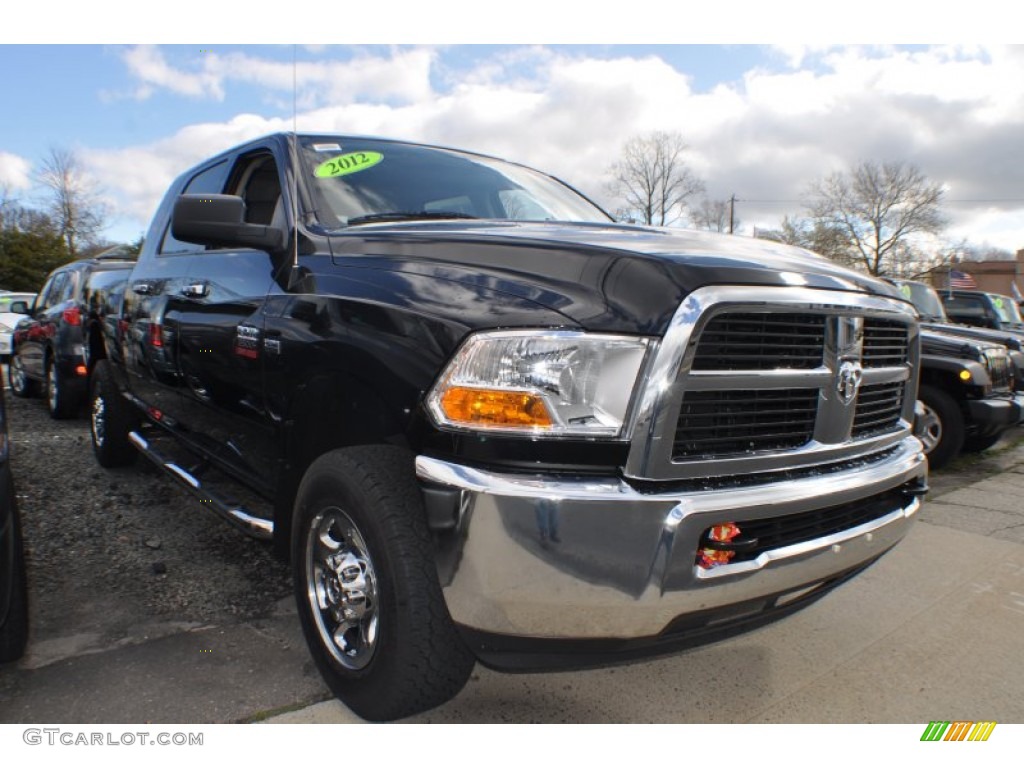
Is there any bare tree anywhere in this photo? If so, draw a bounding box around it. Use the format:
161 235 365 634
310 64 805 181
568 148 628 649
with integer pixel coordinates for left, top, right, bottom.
607 132 705 226
759 215 857 267
37 147 108 258
805 161 946 276
690 198 739 234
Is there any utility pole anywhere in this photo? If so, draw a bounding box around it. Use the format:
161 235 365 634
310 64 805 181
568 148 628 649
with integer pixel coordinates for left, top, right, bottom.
728 194 736 234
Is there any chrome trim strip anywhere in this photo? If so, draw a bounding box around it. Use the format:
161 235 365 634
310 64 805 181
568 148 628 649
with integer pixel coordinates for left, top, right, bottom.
417 435 925 510
861 366 911 385
165 463 200 488
685 368 832 390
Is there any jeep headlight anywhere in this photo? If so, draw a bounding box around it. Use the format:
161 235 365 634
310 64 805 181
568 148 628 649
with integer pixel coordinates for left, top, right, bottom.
427 330 653 437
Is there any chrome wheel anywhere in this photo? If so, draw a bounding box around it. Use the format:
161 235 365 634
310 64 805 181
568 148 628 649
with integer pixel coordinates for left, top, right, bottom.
91 392 106 448
305 506 379 671
10 357 27 394
47 360 59 412
917 402 942 455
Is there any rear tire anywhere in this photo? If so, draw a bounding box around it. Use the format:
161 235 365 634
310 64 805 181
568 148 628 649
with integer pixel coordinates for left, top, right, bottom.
291 445 474 721
46 357 76 419
7 354 37 399
917 384 965 470
89 360 139 468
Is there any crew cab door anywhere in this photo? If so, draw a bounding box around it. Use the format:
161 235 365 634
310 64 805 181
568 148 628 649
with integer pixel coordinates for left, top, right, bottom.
121 159 231 425
173 149 289 493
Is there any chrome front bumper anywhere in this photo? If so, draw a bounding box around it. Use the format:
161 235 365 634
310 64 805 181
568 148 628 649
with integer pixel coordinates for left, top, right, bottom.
416 435 927 641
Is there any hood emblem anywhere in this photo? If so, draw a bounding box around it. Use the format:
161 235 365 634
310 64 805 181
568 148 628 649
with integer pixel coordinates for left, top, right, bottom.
836 360 863 405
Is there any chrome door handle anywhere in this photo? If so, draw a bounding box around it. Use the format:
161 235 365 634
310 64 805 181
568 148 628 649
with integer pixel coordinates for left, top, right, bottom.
181 282 209 299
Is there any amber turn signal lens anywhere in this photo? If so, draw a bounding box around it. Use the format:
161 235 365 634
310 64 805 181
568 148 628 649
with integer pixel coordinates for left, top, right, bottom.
958 370 971 381
440 386 553 428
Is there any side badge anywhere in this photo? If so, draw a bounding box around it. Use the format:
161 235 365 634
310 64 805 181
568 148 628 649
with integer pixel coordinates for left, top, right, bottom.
234 325 260 360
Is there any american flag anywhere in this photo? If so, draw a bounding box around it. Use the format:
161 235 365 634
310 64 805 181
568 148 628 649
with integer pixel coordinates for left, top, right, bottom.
949 270 977 289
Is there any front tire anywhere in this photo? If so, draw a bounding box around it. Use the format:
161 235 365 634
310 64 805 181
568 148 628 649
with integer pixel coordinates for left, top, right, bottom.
917 384 965 470
291 446 474 721
89 360 138 467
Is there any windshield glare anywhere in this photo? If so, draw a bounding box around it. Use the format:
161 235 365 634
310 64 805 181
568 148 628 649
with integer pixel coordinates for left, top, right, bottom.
299 137 611 229
894 280 947 321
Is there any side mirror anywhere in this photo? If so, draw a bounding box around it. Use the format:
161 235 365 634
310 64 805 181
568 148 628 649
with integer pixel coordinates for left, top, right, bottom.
10 302 28 315
172 194 286 253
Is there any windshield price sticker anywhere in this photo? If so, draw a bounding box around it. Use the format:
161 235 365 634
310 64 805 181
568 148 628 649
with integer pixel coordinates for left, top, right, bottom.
315 152 383 178
994 297 1004 308
900 284 912 298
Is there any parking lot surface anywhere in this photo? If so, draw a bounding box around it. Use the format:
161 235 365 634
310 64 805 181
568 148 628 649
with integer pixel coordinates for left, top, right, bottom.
0 388 1022 724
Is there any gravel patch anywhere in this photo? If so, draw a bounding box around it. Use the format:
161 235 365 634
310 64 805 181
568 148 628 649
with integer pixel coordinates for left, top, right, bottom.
5 383 291 662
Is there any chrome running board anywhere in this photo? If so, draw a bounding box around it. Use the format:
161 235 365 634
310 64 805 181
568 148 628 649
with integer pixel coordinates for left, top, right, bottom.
128 431 274 540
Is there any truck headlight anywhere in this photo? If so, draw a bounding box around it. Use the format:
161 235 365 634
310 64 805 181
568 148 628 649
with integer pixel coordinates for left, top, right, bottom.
427 330 653 437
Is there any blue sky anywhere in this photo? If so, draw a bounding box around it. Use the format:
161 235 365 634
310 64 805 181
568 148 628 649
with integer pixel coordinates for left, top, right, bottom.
0 45 769 156
2 25 1022 256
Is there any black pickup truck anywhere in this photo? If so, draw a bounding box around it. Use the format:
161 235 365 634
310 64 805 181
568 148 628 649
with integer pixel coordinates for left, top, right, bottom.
88 132 927 720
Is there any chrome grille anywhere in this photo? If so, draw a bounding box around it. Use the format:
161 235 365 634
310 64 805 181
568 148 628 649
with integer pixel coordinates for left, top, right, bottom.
852 382 905 437
690 313 825 370
862 319 908 368
673 389 818 460
625 286 919 482
985 349 1012 391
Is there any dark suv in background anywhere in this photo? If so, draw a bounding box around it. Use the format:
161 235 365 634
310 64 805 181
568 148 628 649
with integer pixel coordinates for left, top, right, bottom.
941 290 1024 333
890 279 1024 467
8 249 136 418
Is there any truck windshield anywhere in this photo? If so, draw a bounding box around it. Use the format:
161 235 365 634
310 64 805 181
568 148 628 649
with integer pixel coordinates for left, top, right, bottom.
299 137 612 229
893 280 948 322
989 293 1023 324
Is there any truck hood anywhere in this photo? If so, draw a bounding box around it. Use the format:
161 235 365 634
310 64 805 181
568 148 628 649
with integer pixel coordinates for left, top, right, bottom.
920 326 1000 358
921 320 1024 352
327 220 906 334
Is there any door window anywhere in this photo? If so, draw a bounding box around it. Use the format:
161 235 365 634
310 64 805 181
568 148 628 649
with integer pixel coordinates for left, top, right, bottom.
159 160 231 255
37 272 68 312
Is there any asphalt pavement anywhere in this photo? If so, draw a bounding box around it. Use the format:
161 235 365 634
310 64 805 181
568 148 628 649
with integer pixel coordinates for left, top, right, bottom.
1 427 1022 724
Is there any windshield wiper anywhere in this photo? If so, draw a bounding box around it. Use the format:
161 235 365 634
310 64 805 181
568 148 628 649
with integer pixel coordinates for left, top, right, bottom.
345 211 479 227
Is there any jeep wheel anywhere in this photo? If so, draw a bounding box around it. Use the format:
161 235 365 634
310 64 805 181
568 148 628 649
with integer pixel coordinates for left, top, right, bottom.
7 355 37 399
89 360 138 467
46 357 76 419
292 446 474 721
917 384 965 470
962 428 1004 454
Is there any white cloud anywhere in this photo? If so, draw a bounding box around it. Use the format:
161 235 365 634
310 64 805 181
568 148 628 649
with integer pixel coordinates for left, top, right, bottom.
0 152 32 191
118 45 437 107
93 45 1024 252
122 45 226 100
